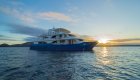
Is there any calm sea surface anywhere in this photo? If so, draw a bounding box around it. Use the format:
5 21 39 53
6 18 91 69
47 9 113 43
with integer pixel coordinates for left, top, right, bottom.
0 47 140 80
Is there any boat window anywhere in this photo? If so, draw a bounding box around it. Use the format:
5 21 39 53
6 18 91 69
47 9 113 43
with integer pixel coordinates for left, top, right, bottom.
73 40 76 43
78 39 83 41
64 34 67 37
68 40 75 44
59 34 62 38
44 36 48 38
69 34 75 37
52 35 56 38
60 40 65 43
52 41 57 43
42 36 48 40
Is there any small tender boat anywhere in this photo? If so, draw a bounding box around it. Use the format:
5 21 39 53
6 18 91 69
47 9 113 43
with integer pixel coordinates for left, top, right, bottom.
30 28 98 51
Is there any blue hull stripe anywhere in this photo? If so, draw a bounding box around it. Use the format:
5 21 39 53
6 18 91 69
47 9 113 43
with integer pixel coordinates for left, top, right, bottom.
30 42 97 51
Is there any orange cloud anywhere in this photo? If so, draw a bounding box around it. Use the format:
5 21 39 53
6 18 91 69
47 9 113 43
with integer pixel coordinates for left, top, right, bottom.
38 12 73 22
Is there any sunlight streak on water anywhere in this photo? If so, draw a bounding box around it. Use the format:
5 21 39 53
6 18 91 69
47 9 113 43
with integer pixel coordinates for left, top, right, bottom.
96 47 111 65
101 47 110 65
102 47 108 57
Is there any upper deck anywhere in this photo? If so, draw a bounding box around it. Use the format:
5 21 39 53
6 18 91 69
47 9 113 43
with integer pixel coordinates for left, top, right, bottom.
33 28 84 44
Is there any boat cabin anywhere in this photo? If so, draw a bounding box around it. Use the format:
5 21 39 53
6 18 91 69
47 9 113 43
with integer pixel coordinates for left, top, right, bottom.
33 28 83 45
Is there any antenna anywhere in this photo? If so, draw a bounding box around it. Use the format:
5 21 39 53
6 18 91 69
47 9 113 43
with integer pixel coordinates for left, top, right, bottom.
53 26 55 29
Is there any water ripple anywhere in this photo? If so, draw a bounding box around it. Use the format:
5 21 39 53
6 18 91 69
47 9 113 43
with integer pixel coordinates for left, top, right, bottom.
0 47 140 80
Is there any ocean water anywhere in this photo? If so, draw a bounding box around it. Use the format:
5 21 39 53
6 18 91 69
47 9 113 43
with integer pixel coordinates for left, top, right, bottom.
0 47 140 80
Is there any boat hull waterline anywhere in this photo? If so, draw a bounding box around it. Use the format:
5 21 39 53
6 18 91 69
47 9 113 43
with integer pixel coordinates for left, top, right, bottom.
30 42 97 51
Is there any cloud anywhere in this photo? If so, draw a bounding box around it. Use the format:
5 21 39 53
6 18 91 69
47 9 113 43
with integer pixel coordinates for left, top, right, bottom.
0 34 17 41
6 23 47 36
0 6 75 23
0 23 47 41
0 6 35 23
9 0 25 6
24 37 37 41
38 12 73 22
110 38 140 42
0 38 17 41
0 0 24 6
0 35 7 38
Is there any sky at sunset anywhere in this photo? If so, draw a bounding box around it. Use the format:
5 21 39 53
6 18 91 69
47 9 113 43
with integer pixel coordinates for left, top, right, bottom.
0 0 140 45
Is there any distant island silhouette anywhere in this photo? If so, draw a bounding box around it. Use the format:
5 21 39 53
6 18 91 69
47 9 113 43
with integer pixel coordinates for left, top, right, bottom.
0 42 33 47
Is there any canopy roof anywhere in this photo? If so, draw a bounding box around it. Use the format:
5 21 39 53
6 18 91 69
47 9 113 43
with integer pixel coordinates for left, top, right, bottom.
54 28 71 33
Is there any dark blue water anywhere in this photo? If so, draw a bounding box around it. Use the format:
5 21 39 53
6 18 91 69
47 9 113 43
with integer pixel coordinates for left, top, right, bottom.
0 47 140 80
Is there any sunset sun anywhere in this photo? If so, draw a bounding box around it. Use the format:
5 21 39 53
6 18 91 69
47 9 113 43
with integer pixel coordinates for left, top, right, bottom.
98 39 109 44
